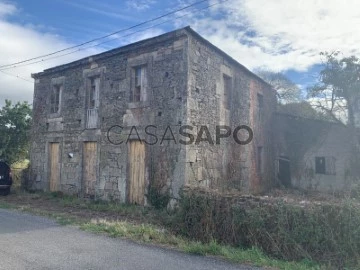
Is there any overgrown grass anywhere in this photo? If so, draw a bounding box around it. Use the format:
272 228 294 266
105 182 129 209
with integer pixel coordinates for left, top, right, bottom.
175 189 360 269
0 201 14 209
81 219 319 270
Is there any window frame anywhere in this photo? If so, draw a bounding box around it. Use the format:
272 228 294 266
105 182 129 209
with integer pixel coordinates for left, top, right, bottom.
315 156 336 175
88 77 100 109
50 84 62 114
257 93 264 122
131 65 147 103
223 74 232 110
257 146 263 174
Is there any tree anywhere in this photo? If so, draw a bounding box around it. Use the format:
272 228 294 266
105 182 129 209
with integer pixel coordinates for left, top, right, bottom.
0 100 32 164
277 101 331 120
308 52 360 126
257 71 302 104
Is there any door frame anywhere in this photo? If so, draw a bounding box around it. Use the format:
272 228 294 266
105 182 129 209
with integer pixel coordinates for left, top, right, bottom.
278 156 291 187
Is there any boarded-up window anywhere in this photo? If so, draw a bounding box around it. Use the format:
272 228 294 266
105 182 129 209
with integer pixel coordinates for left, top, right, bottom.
131 66 147 102
315 156 336 175
223 75 232 109
50 85 61 113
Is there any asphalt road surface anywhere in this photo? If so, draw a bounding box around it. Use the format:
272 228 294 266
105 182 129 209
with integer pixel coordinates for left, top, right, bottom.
0 209 261 270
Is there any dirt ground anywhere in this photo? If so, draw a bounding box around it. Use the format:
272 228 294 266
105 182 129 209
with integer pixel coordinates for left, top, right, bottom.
0 190 158 225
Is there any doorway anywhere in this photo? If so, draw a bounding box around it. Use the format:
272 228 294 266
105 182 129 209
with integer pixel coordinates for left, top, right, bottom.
278 157 291 187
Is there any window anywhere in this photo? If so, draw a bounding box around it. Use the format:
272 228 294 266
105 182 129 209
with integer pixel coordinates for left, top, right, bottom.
89 77 100 109
50 85 61 113
257 146 263 174
315 156 336 175
223 75 232 109
131 66 147 102
315 157 325 174
257 93 264 109
257 93 264 121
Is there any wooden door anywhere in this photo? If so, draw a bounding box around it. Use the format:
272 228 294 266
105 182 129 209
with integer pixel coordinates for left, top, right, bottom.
83 142 97 196
128 141 145 205
49 142 60 192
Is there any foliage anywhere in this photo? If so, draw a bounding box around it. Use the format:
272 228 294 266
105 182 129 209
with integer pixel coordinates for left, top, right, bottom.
308 52 360 126
257 70 302 103
147 185 170 209
0 100 32 164
82 220 317 269
277 101 332 120
174 189 360 268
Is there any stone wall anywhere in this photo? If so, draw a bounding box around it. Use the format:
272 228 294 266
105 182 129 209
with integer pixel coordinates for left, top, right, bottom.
275 113 356 193
184 32 276 193
31 29 189 203
30 27 277 204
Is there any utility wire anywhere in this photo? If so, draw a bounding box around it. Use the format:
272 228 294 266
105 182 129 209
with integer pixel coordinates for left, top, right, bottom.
0 70 33 83
0 0 227 72
0 0 209 69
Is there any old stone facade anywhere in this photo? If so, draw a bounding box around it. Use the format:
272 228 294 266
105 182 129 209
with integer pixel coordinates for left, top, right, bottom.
30 27 276 204
275 113 359 193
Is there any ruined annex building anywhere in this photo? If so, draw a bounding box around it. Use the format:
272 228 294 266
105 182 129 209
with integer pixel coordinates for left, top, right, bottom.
30 26 277 204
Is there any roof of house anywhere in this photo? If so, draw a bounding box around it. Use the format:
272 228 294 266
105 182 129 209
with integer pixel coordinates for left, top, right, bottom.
275 112 347 128
31 26 272 88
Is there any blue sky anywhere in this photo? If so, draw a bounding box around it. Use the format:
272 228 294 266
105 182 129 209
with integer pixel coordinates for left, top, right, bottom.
0 0 358 104
10 0 172 42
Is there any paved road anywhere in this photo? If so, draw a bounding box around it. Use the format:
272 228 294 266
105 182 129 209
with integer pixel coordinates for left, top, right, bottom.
0 209 260 270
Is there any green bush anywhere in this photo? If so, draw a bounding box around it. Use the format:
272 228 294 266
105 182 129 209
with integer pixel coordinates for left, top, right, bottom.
173 189 360 268
147 185 170 210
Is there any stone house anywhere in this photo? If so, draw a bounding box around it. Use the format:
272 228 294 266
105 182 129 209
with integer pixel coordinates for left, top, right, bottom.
275 113 360 194
30 27 276 204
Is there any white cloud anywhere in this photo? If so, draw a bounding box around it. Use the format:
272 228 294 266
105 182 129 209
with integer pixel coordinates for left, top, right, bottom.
0 1 16 18
5 0 358 106
126 0 156 11
0 1 162 106
0 1 103 106
180 0 360 72
61 0 139 22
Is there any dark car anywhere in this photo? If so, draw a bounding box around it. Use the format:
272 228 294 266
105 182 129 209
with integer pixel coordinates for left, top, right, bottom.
0 161 12 195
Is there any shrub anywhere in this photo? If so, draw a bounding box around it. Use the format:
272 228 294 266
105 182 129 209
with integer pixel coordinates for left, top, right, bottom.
173 188 360 268
147 185 170 209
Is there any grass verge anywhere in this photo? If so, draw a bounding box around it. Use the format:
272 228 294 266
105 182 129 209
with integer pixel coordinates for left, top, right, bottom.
0 192 322 270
